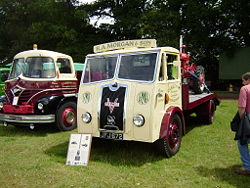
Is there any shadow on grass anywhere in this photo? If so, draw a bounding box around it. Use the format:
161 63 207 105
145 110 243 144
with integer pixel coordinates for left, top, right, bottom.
46 137 164 167
196 165 249 188
0 123 59 137
184 115 209 134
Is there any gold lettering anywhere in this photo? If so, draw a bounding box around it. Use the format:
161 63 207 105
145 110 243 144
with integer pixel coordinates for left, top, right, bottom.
93 39 157 53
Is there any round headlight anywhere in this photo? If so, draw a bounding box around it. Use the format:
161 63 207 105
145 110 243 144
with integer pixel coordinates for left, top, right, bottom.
82 112 92 123
0 102 3 109
37 103 44 110
133 114 145 127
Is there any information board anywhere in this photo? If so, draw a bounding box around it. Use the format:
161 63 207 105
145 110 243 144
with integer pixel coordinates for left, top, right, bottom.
66 134 92 166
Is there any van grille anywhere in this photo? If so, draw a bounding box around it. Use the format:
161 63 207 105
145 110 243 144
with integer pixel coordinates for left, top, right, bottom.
6 89 42 104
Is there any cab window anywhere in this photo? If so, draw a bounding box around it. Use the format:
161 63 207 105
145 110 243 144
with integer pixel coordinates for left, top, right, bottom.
57 58 72 73
166 54 178 80
9 58 25 79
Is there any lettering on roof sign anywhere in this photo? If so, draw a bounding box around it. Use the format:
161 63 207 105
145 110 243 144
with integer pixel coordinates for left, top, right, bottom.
93 39 157 53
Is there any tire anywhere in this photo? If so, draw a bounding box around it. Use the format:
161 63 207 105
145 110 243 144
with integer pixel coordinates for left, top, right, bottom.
157 114 182 158
56 101 77 131
193 65 205 94
202 100 215 125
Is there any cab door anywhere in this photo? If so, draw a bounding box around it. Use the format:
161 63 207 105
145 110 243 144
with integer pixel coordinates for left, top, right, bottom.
155 52 182 113
165 53 182 109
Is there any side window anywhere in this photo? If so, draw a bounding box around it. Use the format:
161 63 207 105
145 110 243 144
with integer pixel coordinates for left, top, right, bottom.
57 58 72 73
166 55 178 80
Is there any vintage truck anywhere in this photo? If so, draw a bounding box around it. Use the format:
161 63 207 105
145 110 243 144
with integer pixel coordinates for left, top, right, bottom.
0 45 84 131
77 39 219 157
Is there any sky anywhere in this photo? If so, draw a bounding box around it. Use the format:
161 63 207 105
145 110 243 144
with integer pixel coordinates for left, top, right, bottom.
79 0 96 5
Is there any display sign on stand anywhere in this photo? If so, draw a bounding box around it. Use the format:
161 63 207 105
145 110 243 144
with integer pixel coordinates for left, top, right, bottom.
66 134 92 166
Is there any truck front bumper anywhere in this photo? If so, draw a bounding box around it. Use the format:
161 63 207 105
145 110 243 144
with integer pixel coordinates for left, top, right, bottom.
0 113 55 124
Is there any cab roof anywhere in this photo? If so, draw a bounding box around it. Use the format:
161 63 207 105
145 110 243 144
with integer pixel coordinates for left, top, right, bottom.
14 50 72 60
87 46 180 57
87 39 179 57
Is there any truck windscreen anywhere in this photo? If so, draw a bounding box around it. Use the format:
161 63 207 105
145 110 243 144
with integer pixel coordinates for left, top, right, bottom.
9 57 56 79
9 58 25 79
83 52 158 83
83 56 117 83
118 52 157 81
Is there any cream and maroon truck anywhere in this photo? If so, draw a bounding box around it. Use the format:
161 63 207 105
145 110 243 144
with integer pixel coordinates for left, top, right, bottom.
0 45 84 131
77 39 219 157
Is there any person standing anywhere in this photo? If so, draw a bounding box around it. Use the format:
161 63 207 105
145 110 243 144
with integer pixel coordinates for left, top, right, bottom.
235 72 250 175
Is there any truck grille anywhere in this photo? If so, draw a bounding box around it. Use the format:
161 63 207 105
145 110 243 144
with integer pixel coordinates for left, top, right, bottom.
6 89 42 104
99 84 127 131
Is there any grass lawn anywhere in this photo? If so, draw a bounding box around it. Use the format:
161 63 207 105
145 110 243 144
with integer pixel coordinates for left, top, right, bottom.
0 100 249 188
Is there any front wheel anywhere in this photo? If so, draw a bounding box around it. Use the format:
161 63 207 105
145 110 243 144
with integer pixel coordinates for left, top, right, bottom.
156 114 182 158
56 101 77 131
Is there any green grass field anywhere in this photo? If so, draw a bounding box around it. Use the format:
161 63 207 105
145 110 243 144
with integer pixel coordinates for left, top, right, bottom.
0 100 249 188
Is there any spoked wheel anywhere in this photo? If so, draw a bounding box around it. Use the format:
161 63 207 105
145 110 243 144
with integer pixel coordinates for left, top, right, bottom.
157 114 182 158
193 65 205 94
56 101 77 131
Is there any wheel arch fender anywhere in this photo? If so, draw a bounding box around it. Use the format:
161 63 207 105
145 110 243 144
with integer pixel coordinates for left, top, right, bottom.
56 95 77 111
159 106 185 139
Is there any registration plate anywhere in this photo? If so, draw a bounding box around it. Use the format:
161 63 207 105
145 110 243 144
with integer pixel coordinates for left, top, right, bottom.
100 132 123 140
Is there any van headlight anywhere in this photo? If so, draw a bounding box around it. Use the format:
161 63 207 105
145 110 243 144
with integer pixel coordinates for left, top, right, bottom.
37 103 44 110
133 114 145 127
82 112 92 123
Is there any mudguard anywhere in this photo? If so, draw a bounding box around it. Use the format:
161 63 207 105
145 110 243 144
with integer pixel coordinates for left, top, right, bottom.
159 106 185 139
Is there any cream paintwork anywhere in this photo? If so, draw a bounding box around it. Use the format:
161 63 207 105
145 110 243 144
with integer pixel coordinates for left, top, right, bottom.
77 46 182 143
9 49 76 82
93 39 157 53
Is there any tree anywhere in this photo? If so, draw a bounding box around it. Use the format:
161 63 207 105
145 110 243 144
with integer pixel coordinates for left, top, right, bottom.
0 0 99 63
84 0 151 40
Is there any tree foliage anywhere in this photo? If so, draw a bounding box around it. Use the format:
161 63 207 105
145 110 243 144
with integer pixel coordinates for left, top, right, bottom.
0 0 249 72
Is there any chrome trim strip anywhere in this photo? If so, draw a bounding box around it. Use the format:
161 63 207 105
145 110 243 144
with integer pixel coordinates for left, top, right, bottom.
63 94 76 97
0 114 55 123
26 87 77 103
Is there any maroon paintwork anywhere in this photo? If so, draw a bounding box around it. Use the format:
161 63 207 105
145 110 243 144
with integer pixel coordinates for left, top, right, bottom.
159 84 219 140
159 106 186 140
182 83 218 111
3 78 78 114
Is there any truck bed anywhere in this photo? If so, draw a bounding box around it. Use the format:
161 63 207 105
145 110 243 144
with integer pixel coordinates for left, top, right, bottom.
182 84 219 111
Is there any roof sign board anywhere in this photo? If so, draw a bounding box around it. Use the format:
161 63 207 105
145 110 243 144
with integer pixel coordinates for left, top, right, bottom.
93 39 157 53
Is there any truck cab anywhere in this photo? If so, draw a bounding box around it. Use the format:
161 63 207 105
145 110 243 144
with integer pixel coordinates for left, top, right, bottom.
77 39 219 157
0 46 82 131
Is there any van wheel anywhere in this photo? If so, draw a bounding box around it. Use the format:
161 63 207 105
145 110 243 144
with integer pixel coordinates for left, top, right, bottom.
56 101 77 131
157 114 182 158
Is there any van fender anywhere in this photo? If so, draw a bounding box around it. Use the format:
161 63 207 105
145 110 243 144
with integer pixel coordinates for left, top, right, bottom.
159 106 185 139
